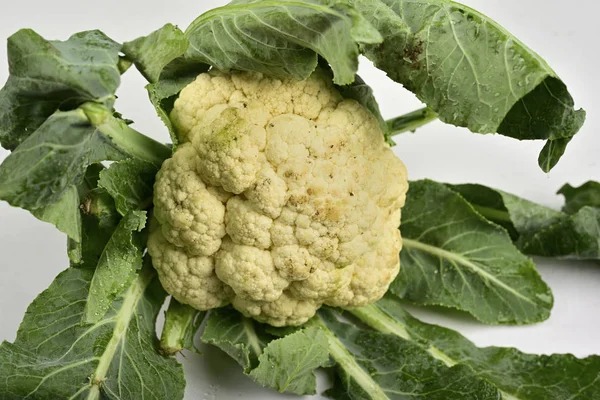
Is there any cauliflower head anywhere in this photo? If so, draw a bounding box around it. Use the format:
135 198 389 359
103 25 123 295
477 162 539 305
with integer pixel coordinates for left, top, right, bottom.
147 69 408 326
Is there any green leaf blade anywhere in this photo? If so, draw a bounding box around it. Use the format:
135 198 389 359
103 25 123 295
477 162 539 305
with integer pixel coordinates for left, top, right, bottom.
558 181 600 214
357 0 584 170
395 180 553 324
83 210 147 324
0 109 127 211
317 310 500 400
98 159 158 216
185 0 382 85
520 207 600 260
0 29 121 150
0 266 185 400
201 307 272 372
365 296 600 400
448 182 600 260
449 183 565 243
248 327 330 395
122 23 189 84
31 186 82 242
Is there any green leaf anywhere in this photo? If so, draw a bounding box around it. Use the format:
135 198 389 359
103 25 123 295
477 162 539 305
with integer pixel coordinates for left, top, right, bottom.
160 298 205 356
84 210 147 323
349 296 600 400
184 0 382 85
248 327 330 395
558 181 600 214
31 186 82 241
201 307 272 372
122 24 209 144
0 29 121 150
449 183 600 260
202 308 327 395
99 159 158 216
394 180 553 324
122 23 189 84
355 0 584 170
538 137 572 173
0 265 185 400
316 310 500 400
0 109 128 211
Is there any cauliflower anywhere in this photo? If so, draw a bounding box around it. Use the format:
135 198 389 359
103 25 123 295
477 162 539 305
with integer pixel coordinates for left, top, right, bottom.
147 69 408 326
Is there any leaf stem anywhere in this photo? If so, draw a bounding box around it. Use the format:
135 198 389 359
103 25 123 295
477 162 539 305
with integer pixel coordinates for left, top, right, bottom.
348 304 411 340
309 316 389 400
160 299 202 356
349 304 456 366
471 205 512 223
80 102 171 166
348 304 519 399
386 107 438 137
87 265 155 399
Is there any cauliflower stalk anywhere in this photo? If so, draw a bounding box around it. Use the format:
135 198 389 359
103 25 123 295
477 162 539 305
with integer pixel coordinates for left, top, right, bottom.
147 69 408 326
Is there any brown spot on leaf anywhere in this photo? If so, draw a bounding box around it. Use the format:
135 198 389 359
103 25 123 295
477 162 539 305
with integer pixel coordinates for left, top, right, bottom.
404 39 424 68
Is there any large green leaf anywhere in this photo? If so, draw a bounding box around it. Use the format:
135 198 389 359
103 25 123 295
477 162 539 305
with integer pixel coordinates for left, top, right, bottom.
0 30 121 150
0 266 185 399
0 109 128 211
83 210 147 323
394 180 552 324
355 0 584 170
184 0 383 85
349 296 600 400
316 310 500 399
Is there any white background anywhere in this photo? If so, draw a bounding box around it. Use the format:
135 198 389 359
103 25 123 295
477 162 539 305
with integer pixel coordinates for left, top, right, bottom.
0 1 599 399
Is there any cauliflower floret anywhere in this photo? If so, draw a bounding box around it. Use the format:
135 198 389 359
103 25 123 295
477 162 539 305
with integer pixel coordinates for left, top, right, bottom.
150 69 408 326
233 291 321 327
153 144 226 256
214 238 289 302
148 226 233 309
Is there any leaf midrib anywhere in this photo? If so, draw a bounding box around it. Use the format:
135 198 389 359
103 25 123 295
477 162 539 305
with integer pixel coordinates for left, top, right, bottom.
85 269 153 400
242 318 263 358
359 304 521 400
402 238 535 305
